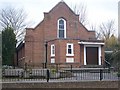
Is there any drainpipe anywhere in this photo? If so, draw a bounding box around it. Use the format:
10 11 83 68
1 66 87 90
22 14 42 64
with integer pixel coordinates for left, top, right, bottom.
45 42 48 68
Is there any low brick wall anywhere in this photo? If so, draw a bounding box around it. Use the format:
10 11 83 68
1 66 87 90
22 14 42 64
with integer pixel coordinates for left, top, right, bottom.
2 81 119 89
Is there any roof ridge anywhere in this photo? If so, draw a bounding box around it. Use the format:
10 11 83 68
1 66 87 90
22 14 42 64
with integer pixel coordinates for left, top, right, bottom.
60 0 64 2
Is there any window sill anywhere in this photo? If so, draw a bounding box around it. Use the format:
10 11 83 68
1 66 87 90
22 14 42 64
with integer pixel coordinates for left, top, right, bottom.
51 55 55 57
66 62 74 63
66 54 74 56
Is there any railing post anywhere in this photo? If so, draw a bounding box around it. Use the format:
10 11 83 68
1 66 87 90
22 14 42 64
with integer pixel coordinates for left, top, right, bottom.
42 63 44 69
70 65 72 72
46 69 50 82
56 64 58 72
18 70 19 81
100 69 103 81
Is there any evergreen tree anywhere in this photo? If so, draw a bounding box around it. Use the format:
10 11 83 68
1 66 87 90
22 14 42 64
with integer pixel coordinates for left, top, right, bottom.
2 27 16 66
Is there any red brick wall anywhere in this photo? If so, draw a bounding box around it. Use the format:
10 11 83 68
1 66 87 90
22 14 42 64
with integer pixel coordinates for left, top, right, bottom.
17 2 104 68
80 45 84 66
25 21 45 68
17 44 25 67
47 39 81 68
43 2 95 41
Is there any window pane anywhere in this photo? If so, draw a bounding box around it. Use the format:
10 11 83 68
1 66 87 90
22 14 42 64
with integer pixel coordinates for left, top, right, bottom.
52 46 54 49
53 50 55 54
59 20 64 24
68 49 71 54
68 45 71 48
59 25 64 29
52 46 55 54
59 30 64 38
52 50 54 54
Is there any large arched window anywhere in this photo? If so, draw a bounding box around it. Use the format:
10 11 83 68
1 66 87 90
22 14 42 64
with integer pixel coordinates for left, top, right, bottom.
57 18 66 38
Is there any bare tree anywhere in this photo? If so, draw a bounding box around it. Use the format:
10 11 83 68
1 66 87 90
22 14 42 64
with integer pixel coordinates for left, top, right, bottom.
0 6 28 43
96 31 102 40
71 3 88 26
99 20 115 41
88 24 101 40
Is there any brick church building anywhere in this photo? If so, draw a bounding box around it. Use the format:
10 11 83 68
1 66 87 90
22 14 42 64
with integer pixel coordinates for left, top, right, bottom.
16 1 105 68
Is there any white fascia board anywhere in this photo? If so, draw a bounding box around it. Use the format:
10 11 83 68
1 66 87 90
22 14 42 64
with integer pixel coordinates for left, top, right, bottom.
78 41 105 45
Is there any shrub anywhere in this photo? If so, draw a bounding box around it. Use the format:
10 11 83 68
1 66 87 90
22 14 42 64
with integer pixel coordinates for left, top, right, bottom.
50 68 57 74
117 70 120 77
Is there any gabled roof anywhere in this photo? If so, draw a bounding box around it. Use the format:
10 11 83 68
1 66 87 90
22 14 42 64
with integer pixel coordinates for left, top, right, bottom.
48 1 78 16
16 41 25 51
28 1 95 32
32 1 79 30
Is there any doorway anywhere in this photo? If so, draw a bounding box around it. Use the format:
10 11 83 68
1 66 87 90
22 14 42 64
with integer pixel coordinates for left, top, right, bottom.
86 47 98 65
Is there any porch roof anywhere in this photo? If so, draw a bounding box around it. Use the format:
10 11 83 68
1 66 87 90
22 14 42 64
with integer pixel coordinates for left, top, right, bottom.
78 40 105 45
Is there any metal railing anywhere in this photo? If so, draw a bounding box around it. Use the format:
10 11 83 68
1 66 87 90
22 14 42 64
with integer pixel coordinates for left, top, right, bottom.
104 59 111 68
2 67 118 82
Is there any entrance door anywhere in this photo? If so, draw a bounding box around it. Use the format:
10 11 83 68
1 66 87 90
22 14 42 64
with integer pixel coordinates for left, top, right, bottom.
86 47 98 65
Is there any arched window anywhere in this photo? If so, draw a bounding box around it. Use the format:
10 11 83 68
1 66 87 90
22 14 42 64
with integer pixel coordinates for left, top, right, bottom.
57 18 66 38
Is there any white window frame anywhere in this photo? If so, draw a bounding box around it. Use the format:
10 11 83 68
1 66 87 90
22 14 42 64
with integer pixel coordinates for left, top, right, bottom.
57 18 66 38
66 43 74 56
51 44 55 57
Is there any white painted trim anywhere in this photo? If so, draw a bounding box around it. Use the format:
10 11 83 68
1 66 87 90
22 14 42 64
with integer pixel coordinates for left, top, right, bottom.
66 58 74 63
57 18 66 38
105 51 113 53
66 43 74 56
98 46 101 65
84 45 102 65
78 41 104 45
64 19 66 38
66 54 74 56
84 46 86 65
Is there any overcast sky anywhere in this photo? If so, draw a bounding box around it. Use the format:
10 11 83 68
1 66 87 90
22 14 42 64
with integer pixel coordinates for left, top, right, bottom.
0 0 119 35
